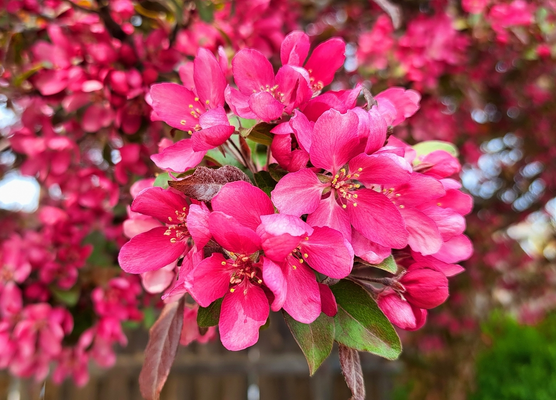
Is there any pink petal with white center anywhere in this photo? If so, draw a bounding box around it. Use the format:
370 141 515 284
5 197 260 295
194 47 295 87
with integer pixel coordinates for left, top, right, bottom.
219 283 269 351
378 291 427 331
319 283 337 317
188 253 232 307
275 65 313 113
149 83 201 130
420 205 465 241
123 217 162 238
224 86 258 119
271 168 325 216
282 261 321 323
194 48 226 108
351 230 391 264
186 203 212 249
191 125 235 151
248 91 285 122
349 153 411 186
281 31 310 66
310 109 360 173
232 49 275 94
304 38 346 89
131 187 188 222
262 257 287 311
209 212 262 254
212 181 274 230
307 194 352 241
433 234 473 263
400 208 443 256
346 189 408 249
118 227 187 274
150 139 206 173
290 110 313 153
301 226 354 279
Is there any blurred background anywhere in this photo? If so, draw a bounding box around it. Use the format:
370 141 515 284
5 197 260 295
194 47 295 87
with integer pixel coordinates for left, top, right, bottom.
1 0 556 399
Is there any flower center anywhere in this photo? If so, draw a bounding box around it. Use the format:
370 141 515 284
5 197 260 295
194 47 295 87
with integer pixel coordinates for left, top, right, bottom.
329 168 362 209
222 254 263 294
164 207 189 243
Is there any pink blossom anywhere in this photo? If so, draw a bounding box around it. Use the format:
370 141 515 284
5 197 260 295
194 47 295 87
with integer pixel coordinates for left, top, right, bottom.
271 109 411 248
118 187 191 274
149 48 234 172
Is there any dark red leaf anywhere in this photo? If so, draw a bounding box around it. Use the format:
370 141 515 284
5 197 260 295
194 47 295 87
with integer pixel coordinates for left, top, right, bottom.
339 344 366 400
139 298 185 400
168 165 251 202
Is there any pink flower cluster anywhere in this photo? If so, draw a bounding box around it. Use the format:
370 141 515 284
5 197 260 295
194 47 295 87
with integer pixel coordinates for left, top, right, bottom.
119 32 472 350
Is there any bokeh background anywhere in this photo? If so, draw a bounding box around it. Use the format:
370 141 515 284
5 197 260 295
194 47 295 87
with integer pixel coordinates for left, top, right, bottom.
1 0 555 399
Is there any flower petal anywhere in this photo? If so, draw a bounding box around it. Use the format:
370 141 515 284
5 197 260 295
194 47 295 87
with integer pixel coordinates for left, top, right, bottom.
219 283 269 351
301 227 354 279
304 38 346 89
346 189 408 249
150 83 201 130
310 109 360 173
131 187 188 222
212 181 274 230
281 31 310 66
271 168 325 216
209 212 261 254
194 48 226 108
189 253 232 307
248 91 285 122
262 257 287 311
150 139 206 173
282 261 321 323
118 227 187 274
232 49 275 94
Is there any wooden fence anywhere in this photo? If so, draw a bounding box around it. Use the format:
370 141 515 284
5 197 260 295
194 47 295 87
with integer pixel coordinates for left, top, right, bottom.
0 313 401 400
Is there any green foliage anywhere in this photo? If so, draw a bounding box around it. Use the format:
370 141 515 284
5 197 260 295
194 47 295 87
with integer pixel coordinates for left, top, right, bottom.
283 311 335 375
197 298 222 327
331 280 402 360
471 313 556 400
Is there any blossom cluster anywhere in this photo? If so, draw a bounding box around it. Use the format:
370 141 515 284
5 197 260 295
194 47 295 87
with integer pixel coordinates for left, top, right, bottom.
118 31 473 354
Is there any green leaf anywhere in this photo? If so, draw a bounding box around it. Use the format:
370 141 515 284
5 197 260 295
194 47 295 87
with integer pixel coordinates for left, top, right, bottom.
413 140 459 159
143 306 157 330
268 163 288 182
253 170 277 196
195 0 215 23
197 298 223 327
371 255 398 274
283 312 335 375
51 286 80 307
241 123 275 145
331 280 401 360
205 148 244 169
153 172 170 189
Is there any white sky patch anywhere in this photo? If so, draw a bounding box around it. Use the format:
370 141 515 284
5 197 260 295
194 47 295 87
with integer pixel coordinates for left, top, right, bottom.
0 171 40 213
